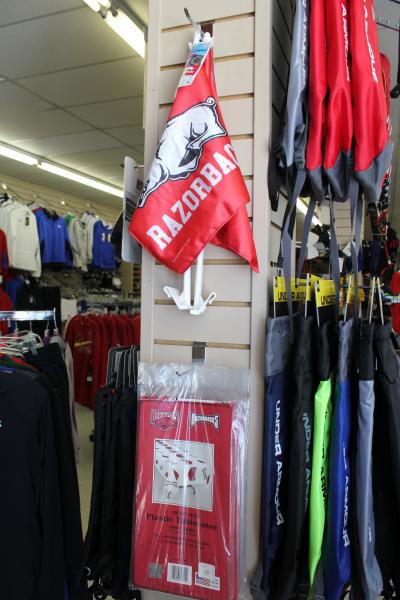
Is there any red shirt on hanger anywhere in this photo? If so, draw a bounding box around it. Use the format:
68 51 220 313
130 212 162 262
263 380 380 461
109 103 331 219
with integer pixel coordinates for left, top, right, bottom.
65 315 102 409
0 288 13 334
390 271 400 334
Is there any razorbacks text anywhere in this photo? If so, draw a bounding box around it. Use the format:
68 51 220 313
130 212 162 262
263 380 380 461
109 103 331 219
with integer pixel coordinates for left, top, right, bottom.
190 413 220 431
146 144 240 251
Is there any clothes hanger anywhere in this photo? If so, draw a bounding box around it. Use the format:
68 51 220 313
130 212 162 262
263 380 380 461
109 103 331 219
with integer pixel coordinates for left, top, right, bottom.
0 330 42 356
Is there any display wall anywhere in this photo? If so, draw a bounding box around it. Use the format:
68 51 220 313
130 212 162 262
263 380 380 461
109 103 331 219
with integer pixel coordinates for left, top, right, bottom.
140 0 271 596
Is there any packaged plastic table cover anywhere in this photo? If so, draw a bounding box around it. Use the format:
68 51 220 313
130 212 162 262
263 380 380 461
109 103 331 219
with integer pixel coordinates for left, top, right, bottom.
130 362 250 600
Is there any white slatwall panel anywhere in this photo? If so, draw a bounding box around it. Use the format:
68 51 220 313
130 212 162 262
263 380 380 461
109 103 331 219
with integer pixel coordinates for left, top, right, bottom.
159 57 254 104
158 96 254 136
154 305 251 344
153 343 250 367
160 15 255 66
140 1 271 597
160 0 255 28
155 264 252 301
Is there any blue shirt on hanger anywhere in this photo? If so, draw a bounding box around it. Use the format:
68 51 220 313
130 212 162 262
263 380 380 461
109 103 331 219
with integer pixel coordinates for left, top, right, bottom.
92 221 116 270
35 209 72 266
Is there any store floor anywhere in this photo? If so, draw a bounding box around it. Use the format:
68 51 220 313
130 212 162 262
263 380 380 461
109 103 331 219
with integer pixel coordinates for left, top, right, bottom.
76 403 94 535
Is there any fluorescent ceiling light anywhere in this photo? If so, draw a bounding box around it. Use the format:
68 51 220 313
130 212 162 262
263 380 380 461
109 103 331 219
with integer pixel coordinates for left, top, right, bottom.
104 10 145 57
297 198 322 227
0 140 123 198
82 0 102 11
82 0 145 57
0 144 38 166
38 162 123 198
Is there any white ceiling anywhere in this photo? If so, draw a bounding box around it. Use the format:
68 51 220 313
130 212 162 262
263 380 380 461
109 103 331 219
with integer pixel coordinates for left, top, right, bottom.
0 0 147 207
0 0 395 218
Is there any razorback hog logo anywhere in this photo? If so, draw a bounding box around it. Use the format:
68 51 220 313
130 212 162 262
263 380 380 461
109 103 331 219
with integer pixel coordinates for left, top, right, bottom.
150 409 180 431
139 96 226 207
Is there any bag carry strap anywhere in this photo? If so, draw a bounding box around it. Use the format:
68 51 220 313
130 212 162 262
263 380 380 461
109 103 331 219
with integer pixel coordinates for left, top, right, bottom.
269 81 291 211
296 194 317 279
296 193 341 306
349 177 363 323
329 198 341 304
280 168 307 335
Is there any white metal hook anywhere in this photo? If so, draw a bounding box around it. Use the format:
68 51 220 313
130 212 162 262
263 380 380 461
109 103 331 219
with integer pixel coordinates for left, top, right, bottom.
184 8 200 29
184 7 204 43
164 268 192 310
163 251 216 315
190 251 216 315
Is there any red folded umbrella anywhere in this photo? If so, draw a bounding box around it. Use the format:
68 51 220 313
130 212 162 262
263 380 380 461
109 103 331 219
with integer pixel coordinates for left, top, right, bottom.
324 0 353 201
129 39 258 274
306 0 327 200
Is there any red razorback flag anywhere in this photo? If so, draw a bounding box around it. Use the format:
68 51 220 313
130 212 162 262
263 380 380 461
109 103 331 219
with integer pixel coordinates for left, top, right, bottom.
129 39 258 274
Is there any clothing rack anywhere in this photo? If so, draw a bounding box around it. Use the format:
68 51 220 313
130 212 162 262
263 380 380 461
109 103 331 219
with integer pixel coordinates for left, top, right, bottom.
79 299 140 312
0 182 117 226
0 309 56 321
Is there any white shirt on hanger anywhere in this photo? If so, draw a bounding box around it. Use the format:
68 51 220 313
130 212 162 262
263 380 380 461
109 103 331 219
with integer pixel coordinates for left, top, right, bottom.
0 201 41 276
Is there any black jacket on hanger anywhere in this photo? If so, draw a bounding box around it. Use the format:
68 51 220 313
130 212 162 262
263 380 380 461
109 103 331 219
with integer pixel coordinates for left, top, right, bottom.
24 344 89 600
0 370 65 600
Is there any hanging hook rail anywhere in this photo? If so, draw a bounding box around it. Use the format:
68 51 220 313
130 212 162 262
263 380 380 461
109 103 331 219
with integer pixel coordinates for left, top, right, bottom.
0 309 56 321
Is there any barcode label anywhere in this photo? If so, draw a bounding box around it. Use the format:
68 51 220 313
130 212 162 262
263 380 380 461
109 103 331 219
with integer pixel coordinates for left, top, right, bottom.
167 563 192 585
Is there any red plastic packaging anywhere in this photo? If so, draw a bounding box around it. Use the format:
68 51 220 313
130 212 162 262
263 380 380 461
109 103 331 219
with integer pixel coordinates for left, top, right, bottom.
130 363 249 600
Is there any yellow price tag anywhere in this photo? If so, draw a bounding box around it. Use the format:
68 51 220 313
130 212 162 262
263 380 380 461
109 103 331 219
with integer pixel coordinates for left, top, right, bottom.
273 276 308 303
347 281 366 304
315 279 336 308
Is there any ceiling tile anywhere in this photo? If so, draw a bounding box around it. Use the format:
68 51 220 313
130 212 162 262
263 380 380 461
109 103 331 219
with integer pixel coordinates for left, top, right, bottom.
106 176 124 186
105 125 144 146
68 97 143 127
0 9 135 79
0 81 52 116
56 147 130 170
14 130 122 157
132 146 144 161
0 158 122 207
87 164 125 183
0 109 90 142
0 0 81 26
19 58 144 105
